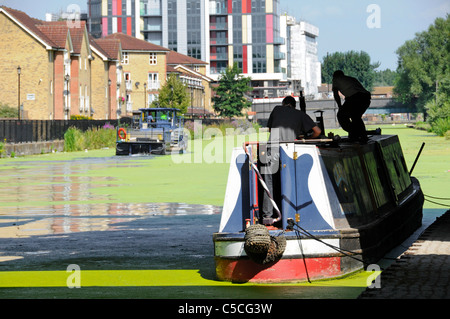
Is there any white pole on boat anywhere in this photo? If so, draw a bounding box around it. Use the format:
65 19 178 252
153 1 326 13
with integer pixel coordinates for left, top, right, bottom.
243 142 282 223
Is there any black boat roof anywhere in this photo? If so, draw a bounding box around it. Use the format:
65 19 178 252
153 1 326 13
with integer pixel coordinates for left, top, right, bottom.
137 108 180 112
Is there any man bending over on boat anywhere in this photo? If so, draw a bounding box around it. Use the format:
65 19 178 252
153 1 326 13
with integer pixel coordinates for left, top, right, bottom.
261 96 321 226
332 70 371 143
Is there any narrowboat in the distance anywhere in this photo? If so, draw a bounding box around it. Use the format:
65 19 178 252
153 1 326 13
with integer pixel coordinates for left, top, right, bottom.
116 108 188 155
213 131 424 283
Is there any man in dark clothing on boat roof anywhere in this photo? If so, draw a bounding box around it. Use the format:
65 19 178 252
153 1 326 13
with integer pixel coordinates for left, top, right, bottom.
332 70 371 143
267 96 321 143
261 96 321 225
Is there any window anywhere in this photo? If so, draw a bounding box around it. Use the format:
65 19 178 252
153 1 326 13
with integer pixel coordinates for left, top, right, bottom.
149 52 157 65
85 85 89 111
122 52 129 65
252 45 266 59
148 73 159 90
79 85 84 111
148 93 158 106
253 61 266 73
126 93 132 112
124 72 131 90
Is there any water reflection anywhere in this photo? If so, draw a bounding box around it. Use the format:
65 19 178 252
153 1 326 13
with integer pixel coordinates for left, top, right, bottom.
0 202 221 238
0 157 132 204
0 155 221 239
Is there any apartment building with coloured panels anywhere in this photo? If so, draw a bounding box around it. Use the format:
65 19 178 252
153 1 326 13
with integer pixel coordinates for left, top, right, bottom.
88 0 287 97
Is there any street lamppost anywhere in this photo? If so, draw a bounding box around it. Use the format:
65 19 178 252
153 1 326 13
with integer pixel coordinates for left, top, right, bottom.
144 82 147 108
17 66 21 120
108 79 111 119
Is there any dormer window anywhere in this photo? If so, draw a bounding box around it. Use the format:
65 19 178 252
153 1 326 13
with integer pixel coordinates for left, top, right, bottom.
122 52 129 65
149 52 157 65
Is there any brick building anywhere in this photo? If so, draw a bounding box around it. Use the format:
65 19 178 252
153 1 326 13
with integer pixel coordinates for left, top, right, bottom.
0 6 213 120
89 36 126 119
0 6 94 120
103 32 170 113
166 50 213 116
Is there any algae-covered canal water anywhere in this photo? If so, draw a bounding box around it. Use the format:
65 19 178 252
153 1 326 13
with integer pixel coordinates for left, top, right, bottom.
0 126 448 299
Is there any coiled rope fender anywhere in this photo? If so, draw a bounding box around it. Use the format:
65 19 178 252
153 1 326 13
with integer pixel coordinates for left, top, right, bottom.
244 224 286 265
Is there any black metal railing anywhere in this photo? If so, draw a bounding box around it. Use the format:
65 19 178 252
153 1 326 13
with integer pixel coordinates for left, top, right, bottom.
0 119 132 144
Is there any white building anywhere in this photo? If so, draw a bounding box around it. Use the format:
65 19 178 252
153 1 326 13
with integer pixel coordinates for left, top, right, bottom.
281 14 321 99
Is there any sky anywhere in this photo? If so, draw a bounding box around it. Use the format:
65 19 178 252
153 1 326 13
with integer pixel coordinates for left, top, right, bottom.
1 0 448 70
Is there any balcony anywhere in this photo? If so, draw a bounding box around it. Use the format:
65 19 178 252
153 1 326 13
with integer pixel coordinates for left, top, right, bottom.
273 37 285 45
273 52 286 60
210 53 228 61
126 101 133 112
143 25 162 32
140 8 161 16
210 38 228 45
210 67 227 74
147 80 160 90
210 22 227 30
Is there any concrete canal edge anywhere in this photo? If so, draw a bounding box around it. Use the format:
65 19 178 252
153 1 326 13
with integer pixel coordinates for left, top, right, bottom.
358 209 450 299
1 140 64 157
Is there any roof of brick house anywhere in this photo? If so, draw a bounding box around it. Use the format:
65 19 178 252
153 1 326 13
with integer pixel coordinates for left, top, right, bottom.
1 6 91 54
90 36 122 61
166 50 208 66
104 33 170 52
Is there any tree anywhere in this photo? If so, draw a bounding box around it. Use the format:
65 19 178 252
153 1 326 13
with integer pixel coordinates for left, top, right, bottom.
212 63 252 118
394 15 449 116
321 50 380 91
153 73 190 114
373 69 398 87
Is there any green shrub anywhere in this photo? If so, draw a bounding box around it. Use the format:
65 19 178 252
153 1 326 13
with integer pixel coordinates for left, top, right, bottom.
64 127 86 152
0 103 17 118
64 126 116 152
430 117 450 137
70 114 93 120
414 121 432 131
444 130 450 140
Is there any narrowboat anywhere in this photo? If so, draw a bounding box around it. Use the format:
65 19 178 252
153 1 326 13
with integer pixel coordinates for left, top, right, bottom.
213 131 424 283
116 108 188 155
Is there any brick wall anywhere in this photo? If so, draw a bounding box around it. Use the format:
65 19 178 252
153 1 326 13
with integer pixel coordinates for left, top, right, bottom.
123 51 167 110
0 13 52 119
90 50 109 119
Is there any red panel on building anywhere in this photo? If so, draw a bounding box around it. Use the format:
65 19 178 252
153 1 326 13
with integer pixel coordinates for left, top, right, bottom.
266 14 273 43
127 17 132 36
117 0 122 15
117 17 122 33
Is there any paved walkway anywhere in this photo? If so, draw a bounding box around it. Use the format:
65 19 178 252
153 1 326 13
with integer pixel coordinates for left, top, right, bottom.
359 210 450 299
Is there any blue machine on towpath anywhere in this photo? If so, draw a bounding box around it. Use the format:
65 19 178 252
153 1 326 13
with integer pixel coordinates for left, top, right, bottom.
116 108 188 155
